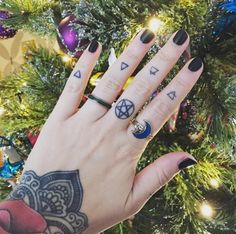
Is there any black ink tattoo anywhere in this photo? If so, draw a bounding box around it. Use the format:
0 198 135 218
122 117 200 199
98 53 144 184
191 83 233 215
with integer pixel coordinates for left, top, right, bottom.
150 66 159 76
74 70 82 79
9 170 88 234
121 62 129 71
167 91 177 100
115 99 135 119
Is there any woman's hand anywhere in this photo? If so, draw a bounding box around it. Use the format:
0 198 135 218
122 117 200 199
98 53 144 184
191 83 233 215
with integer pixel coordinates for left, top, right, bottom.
7 29 203 234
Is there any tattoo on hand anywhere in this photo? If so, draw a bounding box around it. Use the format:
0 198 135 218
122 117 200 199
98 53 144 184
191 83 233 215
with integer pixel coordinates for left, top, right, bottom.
121 62 129 71
8 170 88 234
74 70 82 79
167 91 177 100
115 99 135 119
150 66 159 76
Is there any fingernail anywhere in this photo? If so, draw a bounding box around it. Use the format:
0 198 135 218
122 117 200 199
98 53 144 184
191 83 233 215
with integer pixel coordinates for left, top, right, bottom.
178 158 197 170
173 29 188 45
188 57 203 72
88 40 99 53
140 29 155 44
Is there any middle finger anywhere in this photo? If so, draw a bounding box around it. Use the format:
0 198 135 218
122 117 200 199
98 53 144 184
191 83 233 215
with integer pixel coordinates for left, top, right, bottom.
105 29 189 127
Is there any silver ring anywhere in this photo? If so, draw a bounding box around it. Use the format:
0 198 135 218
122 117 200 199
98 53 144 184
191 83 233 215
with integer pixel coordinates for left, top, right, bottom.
131 119 153 140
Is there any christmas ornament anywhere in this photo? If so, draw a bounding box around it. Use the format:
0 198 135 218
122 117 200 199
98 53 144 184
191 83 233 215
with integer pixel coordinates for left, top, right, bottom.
27 130 40 146
220 0 236 12
0 156 24 179
57 15 90 59
0 11 17 39
213 0 236 40
0 136 24 179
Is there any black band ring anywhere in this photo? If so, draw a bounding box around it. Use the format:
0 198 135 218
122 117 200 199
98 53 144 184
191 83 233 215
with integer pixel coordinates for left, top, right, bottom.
87 94 112 109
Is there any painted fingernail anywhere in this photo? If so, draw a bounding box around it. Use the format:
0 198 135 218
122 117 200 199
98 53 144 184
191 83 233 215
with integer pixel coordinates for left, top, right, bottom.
173 29 188 45
178 158 197 170
88 40 99 53
188 57 203 72
140 29 155 44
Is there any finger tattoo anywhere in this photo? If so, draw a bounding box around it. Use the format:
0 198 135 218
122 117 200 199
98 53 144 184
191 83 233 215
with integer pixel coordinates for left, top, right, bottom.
150 66 159 76
167 91 177 100
74 70 82 79
121 62 129 71
115 99 135 119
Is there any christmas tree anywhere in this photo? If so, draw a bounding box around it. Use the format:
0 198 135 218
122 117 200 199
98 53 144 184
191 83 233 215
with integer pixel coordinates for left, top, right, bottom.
0 0 235 233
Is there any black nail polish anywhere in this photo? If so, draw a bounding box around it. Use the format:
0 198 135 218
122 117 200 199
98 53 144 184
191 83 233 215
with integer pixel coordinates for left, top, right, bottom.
188 57 203 72
140 29 155 44
88 40 99 53
178 158 197 170
173 29 188 45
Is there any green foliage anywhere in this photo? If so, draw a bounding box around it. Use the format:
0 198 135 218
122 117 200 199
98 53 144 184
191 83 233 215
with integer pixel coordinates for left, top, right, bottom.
0 46 72 134
0 0 235 233
0 179 11 200
0 0 58 36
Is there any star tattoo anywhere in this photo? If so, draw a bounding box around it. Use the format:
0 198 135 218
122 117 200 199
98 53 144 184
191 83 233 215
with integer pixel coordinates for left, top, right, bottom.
115 99 135 119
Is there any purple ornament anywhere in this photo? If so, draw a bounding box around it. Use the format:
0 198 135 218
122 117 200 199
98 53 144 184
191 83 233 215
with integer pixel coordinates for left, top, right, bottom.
57 15 90 59
0 11 17 39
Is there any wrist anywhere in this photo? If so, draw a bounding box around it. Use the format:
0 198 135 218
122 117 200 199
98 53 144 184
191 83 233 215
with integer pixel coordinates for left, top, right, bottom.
2 169 89 233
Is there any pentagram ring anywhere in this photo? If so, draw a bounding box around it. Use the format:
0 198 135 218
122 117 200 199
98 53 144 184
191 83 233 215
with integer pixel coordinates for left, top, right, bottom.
131 119 153 140
87 94 112 109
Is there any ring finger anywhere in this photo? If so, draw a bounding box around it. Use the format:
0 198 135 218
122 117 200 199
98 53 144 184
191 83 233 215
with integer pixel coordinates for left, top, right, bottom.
127 57 203 143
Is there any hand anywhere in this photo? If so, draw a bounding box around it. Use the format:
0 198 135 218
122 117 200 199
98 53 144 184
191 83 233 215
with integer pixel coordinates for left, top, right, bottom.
7 29 203 234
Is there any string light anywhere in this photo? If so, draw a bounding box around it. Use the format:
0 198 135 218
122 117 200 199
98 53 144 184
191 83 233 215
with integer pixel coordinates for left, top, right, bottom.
20 104 26 109
62 54 72 63
22 82 27 87
0 107 5 116
148 17 164 33
200 202 214 218
209 178 220 189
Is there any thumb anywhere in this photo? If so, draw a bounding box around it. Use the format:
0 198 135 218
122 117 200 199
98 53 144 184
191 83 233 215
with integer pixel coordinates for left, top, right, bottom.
126 152 197 214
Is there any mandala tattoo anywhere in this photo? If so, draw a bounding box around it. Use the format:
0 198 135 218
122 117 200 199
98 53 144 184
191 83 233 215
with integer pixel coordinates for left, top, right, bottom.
9 170 88 234
167 91 177 100
121 62 129 70
115 99 135 119
150 66 159 76
74 70 82 79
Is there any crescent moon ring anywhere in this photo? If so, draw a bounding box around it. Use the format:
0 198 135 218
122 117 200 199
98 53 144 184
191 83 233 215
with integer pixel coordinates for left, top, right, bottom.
132 120 153 140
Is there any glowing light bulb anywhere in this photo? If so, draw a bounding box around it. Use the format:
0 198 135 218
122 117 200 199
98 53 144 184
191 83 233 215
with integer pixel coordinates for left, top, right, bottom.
62 54 72 63
200 203 214 218
210 178 220 189
148 17 164 32
0 107 5 116
20 104 26 109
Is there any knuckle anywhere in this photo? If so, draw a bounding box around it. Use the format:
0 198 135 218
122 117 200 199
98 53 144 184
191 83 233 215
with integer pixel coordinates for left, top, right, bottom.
132 79 152 97
151 101 173 119
125 47 140 61
158 48 176 63
175 77 192 90
102 78 123 93
64 80 83 94
154 164 170 188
